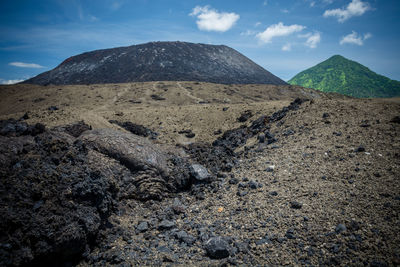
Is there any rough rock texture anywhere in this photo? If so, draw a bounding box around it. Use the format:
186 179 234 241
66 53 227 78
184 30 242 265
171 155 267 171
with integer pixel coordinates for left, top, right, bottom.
0 121 198 266
79 128 193 200
23 41 287 85
0 126 116 266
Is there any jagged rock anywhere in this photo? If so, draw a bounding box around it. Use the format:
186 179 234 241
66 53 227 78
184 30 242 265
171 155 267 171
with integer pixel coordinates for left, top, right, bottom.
0 125 115 266
190 164 211 182
79 128 192 200
0 120 195 266
109 120 157 139
204 236 231 259
237 110 253 123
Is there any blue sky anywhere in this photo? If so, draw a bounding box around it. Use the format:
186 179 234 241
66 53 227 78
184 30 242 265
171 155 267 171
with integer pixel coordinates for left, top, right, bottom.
1 0 399 84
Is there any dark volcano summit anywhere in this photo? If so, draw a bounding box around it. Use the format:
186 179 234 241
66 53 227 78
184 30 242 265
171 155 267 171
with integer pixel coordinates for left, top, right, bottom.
23 41 286 85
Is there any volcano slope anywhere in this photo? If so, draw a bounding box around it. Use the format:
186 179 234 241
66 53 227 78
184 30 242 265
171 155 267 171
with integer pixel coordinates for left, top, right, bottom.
0 81 399 266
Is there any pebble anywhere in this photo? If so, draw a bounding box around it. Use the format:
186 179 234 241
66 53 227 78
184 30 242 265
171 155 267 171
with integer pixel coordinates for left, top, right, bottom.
355 145 365 152
265 165 275 172
228 178 239 184
285 228 296 239
204 236 231 259
175 230 196 245
290 201 303 209
158 220 176 230
190 164 211 182
237 190 248 197
269 191 278 196
335 223 347 234
137 221 149 232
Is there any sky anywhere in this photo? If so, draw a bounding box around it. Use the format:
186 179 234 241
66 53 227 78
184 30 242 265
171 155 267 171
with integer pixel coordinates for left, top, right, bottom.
1 0 399 84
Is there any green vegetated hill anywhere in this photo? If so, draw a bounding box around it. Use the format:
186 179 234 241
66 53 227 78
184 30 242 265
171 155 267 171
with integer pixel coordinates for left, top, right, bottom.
288 55 400 98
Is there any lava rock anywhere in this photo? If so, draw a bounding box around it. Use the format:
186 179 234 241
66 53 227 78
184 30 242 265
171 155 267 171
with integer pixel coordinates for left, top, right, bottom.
204 236 231 259
258 132 266 143
355 145 366 152
237 110 253 123
390 116 400 124
109 120 157 139
290 201 303 209
48 106 59 111
137 221 149 232
229 178 239 184
158 220 176 231
190 164 211 182
265 165 275 172
151 94 166 101
175 230 196 245
335 224 347 234
283 129 295 136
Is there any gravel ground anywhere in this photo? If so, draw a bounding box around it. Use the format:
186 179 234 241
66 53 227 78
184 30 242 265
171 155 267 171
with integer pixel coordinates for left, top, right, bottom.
0 82 399 266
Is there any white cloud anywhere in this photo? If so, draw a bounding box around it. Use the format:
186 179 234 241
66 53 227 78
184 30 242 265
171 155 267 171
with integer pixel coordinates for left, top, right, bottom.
310 1 316 7
323 0 371 22
340 31 371 45
263 1 268 6
364 32 372 40
9 62 44 68
255 22 261 27
281 9 289 13
256 22 305 43
0 79 24 85
241 30 257 36
282 43 292 51
305 32 321 48
189 6 240 32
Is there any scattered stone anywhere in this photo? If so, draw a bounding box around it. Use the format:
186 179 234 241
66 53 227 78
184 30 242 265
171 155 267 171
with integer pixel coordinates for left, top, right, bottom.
283 129 295 136
204 237 231 259
61 121 92 137
360 120 371 127
151 94 165 101
214 129 222 135
175 230 196 245
390 116 400 123
265 165 275 172
129 99 142 104
237 190 248 197
335 224 347 234
109 120 157 139
290 201 303 209
248 180 261 189
185 132 195 138
355 145 366 152
222 107 229 111
20 112 29 120
258 132 265 143
237 110 253 122
229 178 239 184
137 221 149 232
48 106 59 111
285 228 296 239
190 164 211 182
158 220 176 231
269 191 278 196
33 97 45 103
322 113 330 119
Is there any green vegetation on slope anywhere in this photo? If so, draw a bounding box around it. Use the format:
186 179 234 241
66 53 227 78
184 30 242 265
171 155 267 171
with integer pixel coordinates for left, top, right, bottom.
288 55 400 98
